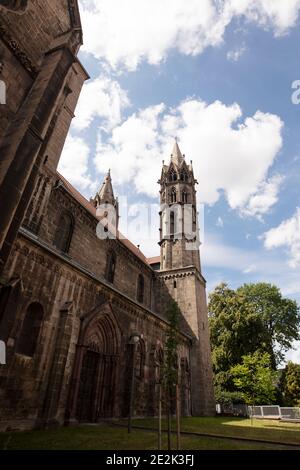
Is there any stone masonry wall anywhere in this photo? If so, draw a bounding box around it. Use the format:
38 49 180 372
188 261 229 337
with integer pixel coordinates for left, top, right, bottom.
0 234 190 431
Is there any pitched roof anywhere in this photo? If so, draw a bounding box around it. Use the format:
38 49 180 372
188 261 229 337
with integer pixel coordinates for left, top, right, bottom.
147 256 160 265
171 141 184 166
56 172 148 264
97 169 115 202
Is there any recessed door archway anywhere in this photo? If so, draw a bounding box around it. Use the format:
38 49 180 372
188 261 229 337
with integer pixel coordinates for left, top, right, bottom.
69 304 121 423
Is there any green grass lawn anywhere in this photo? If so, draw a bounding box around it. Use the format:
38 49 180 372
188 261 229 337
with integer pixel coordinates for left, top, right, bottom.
0 418 299 450
130 416 300 446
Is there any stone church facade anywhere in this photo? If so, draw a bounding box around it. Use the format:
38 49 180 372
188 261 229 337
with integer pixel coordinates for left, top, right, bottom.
0 1 215 431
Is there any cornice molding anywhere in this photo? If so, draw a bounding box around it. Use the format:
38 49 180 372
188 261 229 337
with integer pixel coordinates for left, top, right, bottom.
156 265 206 285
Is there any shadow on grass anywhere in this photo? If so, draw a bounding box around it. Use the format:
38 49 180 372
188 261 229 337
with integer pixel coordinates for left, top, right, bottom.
127 416 300 445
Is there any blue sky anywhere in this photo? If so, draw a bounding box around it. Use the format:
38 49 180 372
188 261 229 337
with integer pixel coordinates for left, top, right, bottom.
59 0 300 363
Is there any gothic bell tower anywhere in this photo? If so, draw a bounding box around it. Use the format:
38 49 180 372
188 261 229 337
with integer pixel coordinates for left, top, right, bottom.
159 141 200 271
157 141 215 416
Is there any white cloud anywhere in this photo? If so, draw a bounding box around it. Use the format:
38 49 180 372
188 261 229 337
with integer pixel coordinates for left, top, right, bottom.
241 175 284 219
58 134 95 193
203 234 300 299
263 208 300 267
79 0 300 71
227 45 247 62
228 0 300 36
72 76 130 132
95 103 166 196
243 264 257 274
285 342 300 364
95 98 283 217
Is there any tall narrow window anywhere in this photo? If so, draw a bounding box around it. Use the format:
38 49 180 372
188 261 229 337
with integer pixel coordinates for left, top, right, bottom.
181 171 188 182
54 212 74 253
16 303 44 357
170 212 175 237
156 347 164 383
105 251 116 283
137 274 145 304
169 170 177 182
182 190 188 204
171 187 177 203
135 339 145 378
0 285 11 327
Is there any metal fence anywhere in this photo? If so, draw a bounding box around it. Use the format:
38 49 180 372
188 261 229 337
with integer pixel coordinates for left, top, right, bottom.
248 405 300 421
280 407 300 420
216 403 249 417
216 404 300 421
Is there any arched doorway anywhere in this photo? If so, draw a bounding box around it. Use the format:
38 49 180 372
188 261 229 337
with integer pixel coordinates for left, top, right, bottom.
69 307 121 423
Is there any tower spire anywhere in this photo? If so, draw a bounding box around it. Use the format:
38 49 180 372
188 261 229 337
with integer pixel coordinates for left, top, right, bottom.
171 139 184 166
98 169 114 202
91 170 119 230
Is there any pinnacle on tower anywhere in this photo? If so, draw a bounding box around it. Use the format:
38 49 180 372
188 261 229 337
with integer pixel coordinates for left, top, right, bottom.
97 169 115 203
171 140 184 166
91 170 119 231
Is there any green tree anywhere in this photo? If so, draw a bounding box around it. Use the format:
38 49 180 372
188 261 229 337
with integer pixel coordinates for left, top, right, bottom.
209 283 299 375
208 283 266 388
230 352 277 405
280 361 300 406
237 283 300 368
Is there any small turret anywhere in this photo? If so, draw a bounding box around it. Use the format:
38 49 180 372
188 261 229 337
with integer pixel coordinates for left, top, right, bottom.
91 170 119 230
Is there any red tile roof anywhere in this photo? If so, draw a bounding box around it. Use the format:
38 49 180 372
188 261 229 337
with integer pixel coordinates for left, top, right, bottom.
56 172 148 263
147 256 160 265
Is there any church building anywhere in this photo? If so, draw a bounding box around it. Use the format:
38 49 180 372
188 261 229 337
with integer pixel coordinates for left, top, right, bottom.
0 0 215 431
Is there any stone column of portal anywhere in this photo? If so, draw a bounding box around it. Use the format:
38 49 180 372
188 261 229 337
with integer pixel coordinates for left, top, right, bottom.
0 32 78 273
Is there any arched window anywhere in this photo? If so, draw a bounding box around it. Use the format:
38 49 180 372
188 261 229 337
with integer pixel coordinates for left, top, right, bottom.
169 170 177 182
156 347 164 383
170 187 177 203
0 284 11 327
170 212 175 237
137 274 145 304
181 171 188 182
105 250 116 283
16 302 44 357
54 212 74 253
182 190 188 204
135 339 145 379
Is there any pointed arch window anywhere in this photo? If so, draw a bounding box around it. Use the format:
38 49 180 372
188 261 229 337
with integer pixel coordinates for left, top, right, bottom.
105 250 116 283
137 274 145 304
181 171 188 182
182 190 188 204
16 302 44 357
0 284 11 327
169 169 177 182
54 211 74 253
170 212 175 237
171 187 177 203
156 347 164 384
135 339 146 379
